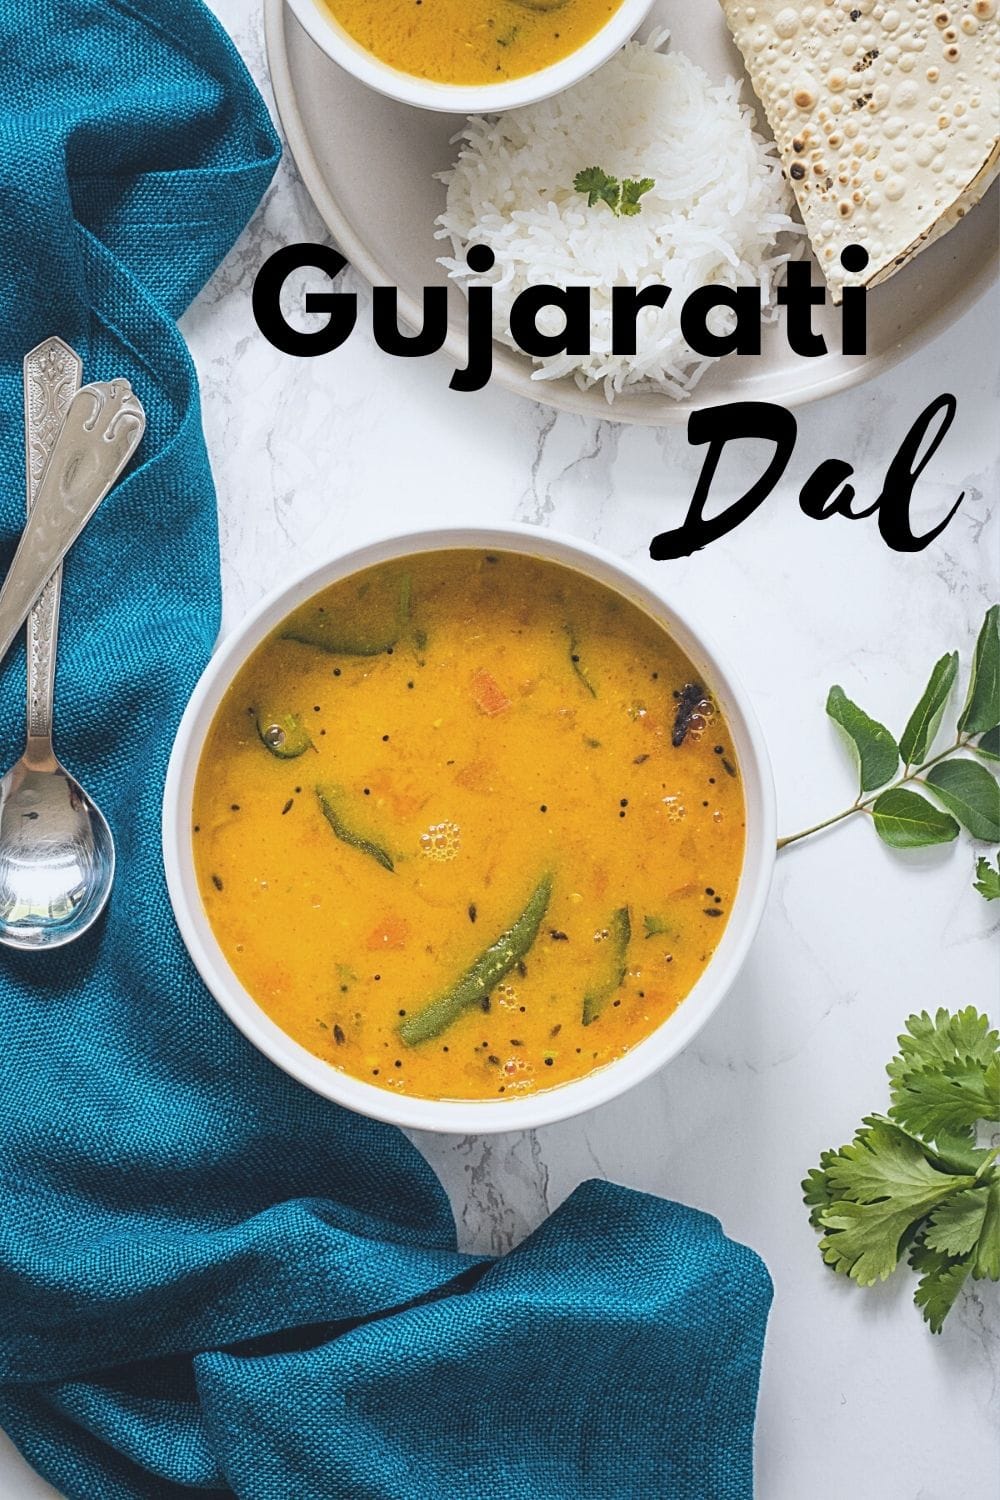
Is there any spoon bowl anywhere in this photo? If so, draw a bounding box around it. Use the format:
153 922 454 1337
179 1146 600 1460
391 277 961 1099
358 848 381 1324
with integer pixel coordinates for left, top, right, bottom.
0 757 115 948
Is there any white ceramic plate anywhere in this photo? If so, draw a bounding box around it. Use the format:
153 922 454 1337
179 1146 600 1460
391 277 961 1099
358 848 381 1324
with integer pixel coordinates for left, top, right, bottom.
265 0 998 427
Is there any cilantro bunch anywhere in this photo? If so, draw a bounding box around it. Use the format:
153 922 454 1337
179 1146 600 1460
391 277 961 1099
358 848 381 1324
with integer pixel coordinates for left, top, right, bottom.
804 1008 999 1331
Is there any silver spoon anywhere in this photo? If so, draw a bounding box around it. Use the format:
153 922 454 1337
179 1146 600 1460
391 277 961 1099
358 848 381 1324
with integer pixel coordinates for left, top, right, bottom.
0 344 145 949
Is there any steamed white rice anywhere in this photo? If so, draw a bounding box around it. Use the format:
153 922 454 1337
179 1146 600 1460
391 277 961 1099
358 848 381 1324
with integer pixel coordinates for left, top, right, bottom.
435 31 801 402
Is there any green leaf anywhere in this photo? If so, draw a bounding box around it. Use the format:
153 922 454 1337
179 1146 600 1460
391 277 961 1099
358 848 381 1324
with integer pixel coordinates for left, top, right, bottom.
315 786 395 873
889 1006 999 1081
573 166 620 211
922 1131 998 1177
957 604 1000 735
973 1177 1000 1280
910 1240 974 1333
887 1007 999 1141
924 758 1000 841
802 1153 839 1228
619 177 655 216
818 1198 919 1285
922 1186 990 1255
871 787 959 848
815 1120 976 1285
582 906 631 1026
565 625 597 699
643 914 672 939
976 726 1000 761
974 853 1000 900
899 651 958 766
826 685 900 793
890 1058 1000 1140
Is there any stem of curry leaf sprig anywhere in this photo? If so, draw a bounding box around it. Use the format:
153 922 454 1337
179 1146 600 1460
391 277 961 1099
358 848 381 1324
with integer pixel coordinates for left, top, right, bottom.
777 734 974 850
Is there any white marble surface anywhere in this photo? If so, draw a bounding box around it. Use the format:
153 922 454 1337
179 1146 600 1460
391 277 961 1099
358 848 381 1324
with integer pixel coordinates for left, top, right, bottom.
3 2 998 1497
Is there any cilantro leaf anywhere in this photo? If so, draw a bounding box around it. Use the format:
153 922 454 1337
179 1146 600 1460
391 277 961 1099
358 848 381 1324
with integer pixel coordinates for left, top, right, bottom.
815 1120 977 1285
910 1240 975 1334
888 1007 998 1089
573 166 620 211
921 1130 996 1177
802 1152 839 1227
820 1117 928 1203
973 1178 1000 1280
887 1007 999 1143
619 177 655 216
922 1186 990 1256
889 1057 1000 1142
974 853 1000 901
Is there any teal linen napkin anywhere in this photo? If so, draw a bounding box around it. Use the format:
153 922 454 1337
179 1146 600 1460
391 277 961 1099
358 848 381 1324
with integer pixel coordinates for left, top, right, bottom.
0 3 772 1496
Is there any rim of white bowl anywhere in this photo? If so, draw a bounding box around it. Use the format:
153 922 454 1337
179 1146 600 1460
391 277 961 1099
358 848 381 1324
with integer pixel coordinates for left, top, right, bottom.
283 0 657 114
162 524 776 1133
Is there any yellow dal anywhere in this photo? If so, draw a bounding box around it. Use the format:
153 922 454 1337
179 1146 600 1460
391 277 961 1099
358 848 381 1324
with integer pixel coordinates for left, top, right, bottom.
193 551 745 1102
321 0 620 86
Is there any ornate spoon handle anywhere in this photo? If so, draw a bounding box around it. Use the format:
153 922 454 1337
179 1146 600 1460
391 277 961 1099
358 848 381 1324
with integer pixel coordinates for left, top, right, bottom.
0 379 146 667
23 337 83 749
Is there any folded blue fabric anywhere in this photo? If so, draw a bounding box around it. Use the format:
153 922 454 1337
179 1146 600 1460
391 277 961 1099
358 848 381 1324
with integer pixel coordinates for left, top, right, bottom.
0 3 772 1496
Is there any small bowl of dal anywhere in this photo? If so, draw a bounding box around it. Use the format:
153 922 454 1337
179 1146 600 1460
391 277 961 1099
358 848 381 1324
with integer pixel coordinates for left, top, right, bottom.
162 525 775 1134
284 0 656 114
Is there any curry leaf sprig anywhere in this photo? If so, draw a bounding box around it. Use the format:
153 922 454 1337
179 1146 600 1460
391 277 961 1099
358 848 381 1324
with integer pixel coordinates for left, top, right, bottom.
573 167 655 218
803 1007 1000 1332
779 606 1000 899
